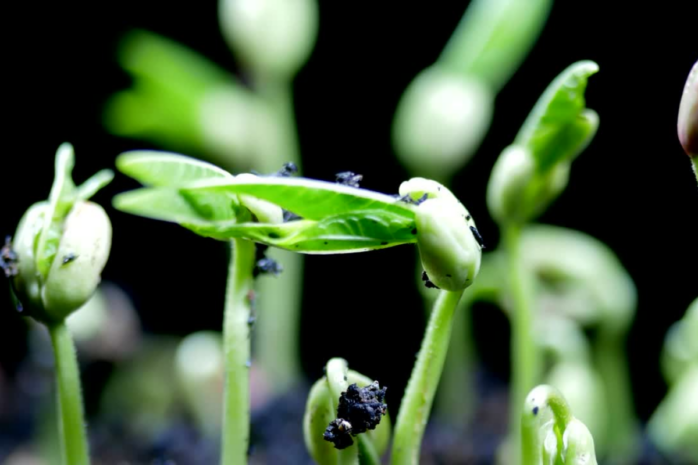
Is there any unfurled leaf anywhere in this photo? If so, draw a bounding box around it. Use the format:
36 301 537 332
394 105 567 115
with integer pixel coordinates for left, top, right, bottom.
182 176 416 222
183 210 416 254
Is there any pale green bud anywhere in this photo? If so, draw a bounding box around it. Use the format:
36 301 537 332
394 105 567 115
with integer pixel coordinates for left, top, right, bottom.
487 145 535 223
393 67 493 178
487 145 570 224
563 418 599 465
415 197 481 291
13 201 112 323
219 0 319 79
235 173 284 223
522 384 599 465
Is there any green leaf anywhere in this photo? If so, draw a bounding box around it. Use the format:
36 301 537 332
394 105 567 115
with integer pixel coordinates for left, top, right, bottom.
182 177 417 222
116 152 238 222
36 143 78 279
118 29 233 97
516 60 599 171
439 0 552 92
116 151 233 187
183 211 417 254
113 187 238 224
76 169 115 201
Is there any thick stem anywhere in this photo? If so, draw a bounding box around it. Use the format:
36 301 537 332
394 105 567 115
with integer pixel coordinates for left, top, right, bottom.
391 290 464 465
692 157 698 184
504 223 538 464
253 79 304 392
594 329 638 463
47 320 90 465
221 239 256 464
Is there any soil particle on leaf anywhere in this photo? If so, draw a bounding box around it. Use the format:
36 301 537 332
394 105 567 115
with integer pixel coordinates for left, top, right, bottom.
335 171 363 188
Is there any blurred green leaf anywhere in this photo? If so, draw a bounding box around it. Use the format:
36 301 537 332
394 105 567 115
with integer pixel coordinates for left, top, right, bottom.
183 210 416 254
516 61 599 171
182 177 417 221
439 0 552 92
105 30 255 159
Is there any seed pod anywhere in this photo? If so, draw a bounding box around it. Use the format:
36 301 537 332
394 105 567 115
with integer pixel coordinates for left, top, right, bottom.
414 197 481 291
41 201 112 322
12 202 48 312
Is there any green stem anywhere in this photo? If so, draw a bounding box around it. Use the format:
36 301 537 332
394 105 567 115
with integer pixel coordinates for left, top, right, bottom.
391 290 464 465
692 157 698 184
221 238 256 464
504 223 538 464
594 329 638 463
256 249 302 393
436 296 476 427
47 320 90 465
253 79 304 392
357 435 380 465
326 358 359 465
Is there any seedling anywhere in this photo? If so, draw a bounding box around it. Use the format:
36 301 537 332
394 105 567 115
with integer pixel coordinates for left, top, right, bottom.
486 60 599 461
7 143 113 465
521 385 598 465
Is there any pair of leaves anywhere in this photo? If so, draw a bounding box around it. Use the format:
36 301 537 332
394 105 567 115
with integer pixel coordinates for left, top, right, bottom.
36 144 114 280
113 151 419 254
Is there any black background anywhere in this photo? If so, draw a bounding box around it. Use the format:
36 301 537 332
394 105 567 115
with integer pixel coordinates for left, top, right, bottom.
2 0 697 425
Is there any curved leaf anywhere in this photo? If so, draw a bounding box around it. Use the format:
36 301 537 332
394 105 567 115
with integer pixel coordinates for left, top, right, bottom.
183 211 417 254
182 177 417 222
516 61 599 171
116 151 233 187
